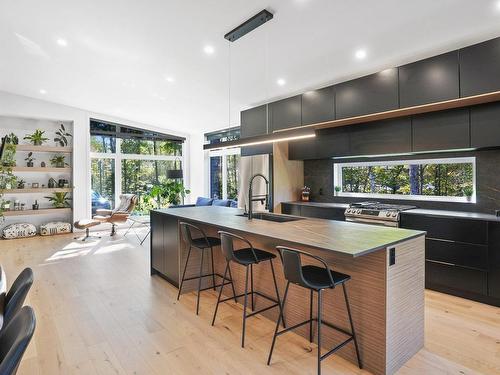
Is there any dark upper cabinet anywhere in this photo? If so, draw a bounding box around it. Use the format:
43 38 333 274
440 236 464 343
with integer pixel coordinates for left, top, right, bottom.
412 108 470 152
399 51 459 107
288 127 350 160
460 37 500 97
470 102 500 149
349 118 411 156
269 95 302 131
335 68 399 119
240 104 272 156
301 86 335 125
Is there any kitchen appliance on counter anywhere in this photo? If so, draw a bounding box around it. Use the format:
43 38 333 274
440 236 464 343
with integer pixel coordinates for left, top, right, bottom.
344 201 416 227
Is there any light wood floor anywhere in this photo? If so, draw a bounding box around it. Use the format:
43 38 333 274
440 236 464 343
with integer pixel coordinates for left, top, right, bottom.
0 230 499 375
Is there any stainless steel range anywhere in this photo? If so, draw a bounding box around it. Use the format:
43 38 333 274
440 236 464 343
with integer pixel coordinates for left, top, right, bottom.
344 201 416 227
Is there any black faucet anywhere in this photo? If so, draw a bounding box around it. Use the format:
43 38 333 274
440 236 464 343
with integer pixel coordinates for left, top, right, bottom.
248 173 269 220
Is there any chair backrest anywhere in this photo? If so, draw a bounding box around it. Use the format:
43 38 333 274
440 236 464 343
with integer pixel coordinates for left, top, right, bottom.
0 306 36 375
276 246 335 290
4 268 33 326
179 222 209 248
115 194 138 213
218 231 257 263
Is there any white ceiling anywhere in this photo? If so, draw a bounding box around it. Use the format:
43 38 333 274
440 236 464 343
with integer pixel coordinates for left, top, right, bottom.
1 0 500 135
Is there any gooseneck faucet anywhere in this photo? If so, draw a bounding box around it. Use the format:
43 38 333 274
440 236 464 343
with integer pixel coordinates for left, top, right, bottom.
247 173 269 220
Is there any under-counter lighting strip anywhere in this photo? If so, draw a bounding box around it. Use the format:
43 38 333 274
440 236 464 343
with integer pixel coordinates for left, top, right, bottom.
204 133 315 151
332 148 477 160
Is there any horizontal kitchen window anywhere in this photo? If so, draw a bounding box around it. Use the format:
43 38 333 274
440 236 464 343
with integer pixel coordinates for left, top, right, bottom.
333 157 476 203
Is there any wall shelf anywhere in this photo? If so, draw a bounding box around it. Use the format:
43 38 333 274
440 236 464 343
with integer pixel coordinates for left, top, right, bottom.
1 188 73 194
11 167 72 173
2 208 72 217
15 145 73 153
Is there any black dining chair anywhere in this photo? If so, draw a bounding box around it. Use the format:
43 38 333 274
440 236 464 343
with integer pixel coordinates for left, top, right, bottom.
1 268 34 329
267 246 362 375
0 306 36 375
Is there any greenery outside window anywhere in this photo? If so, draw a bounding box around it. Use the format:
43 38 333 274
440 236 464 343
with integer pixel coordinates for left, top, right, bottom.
209 148 240 200
334 157 476 203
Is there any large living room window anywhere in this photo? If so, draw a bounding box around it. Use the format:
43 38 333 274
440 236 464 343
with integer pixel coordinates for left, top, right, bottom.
90 119 185 214
334 157 476 203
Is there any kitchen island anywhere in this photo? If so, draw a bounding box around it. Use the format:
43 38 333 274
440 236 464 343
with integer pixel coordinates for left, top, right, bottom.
150 206 426 375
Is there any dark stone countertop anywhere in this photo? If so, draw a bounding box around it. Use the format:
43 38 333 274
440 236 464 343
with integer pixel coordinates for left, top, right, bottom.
153 206 425 257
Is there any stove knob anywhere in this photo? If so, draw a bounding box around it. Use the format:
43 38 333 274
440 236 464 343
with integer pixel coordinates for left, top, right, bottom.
386 212 391 217
357 209 362 214
392 212 398 217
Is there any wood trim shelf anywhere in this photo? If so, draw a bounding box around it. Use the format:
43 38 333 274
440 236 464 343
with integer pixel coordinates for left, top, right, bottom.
15 145 73 153
11 167 72 172
1 188 73 194
2 208 72 217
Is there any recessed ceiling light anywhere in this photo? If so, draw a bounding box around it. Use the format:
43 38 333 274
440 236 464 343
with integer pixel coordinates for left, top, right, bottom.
355 49 367 60
165 76 175 83
56 38 67 47
203 45 215 55
39 89 47 94
277 78 286 86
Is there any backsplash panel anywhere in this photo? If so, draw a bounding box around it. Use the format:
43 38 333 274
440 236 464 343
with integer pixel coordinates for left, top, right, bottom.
304 149 500 215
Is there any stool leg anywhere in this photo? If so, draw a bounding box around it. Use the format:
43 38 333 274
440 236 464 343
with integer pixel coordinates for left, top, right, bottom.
177 245 192 301
267 281 290 366
317 289 322 375
227 263 237 303
210 246 216 291
242 265 250 348
250 264 255 312
309 289 314 343
211 261 229 326
196 248 205 315
343 283 362 369
269 259 285 328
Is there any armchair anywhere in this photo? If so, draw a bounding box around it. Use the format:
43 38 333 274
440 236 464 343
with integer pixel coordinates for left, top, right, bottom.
93 194 138 236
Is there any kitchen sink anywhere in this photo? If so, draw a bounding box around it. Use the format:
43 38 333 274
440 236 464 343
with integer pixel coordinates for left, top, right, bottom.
236 212 304 223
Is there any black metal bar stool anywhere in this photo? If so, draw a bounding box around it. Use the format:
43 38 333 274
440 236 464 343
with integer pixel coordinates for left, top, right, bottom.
177 222 236 315
267 246 362 375
211 231 285 348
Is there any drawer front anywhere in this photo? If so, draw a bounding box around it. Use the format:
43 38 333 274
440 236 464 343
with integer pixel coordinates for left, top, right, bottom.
300 206 345 221
426 261 488 295
281 203 301 216
400 214 488 245
426 239 488 270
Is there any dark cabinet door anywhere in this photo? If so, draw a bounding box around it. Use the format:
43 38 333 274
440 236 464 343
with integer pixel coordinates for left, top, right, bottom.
281 203 301 216
150 212 165 274
300 206 345 221
470 102 500 149
426 239 488 271
240 104 272 156
488 222 500 299
269 95 302 131
399 51 459 107
426 261 488 296
288 127 350 160
349 118 411 156
163 215 180 286
301 86 335 125
412 108 470 152
459 37 500 97
335 68 399 119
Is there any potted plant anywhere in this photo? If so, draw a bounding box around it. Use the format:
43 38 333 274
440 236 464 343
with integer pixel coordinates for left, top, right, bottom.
5 133 19 145
44 192 71 208
17 179 25 189
2 200 11 211
54 124 72 147
463 186 474 202
50 154 68 168
25 152 35 167
1 143 16 167
24 129 49 146
149 180 190 207
334 186 341 196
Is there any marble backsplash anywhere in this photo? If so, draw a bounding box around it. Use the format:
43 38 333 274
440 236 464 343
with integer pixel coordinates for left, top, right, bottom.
303 149 500 215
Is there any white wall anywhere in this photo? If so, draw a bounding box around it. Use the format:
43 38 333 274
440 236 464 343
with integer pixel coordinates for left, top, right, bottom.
186 132 208 202
0 90 195 222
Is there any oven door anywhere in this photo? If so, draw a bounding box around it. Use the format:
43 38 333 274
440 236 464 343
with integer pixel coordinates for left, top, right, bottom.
346 217 399 227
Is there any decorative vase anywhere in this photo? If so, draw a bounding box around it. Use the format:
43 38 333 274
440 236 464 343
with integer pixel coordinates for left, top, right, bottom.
27 161 33 167
41 161 46 168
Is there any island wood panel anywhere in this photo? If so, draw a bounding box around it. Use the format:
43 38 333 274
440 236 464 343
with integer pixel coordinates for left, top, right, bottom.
176 221 425 375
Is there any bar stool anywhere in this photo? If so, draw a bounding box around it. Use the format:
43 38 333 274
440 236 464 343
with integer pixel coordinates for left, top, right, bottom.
267 246 362 375
212 231 285 348
177 222 236 315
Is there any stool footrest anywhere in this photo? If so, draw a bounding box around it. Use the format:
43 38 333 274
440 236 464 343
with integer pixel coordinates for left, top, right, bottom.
246 303 279 318
320 337 354 361
182 272 227 282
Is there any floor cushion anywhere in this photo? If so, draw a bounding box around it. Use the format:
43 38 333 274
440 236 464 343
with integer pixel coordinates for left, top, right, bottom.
40 222 72 236
2 223 37 239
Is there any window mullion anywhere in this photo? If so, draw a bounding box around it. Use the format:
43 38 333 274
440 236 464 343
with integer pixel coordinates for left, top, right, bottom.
221 155 228 200
115 138 122 208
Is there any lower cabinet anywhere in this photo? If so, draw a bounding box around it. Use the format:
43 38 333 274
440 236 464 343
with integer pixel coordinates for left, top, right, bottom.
281 203 346 221
426 261 488 296
150 211 180 287
488 222 500 299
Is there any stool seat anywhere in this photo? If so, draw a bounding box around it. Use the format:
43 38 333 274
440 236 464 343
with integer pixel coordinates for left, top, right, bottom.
302 265 351 289
191 236 221 249
234 248 276 265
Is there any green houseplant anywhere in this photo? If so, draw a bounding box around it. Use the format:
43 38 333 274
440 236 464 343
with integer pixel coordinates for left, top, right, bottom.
5 133 19 145
44 192 71 208
334 186 341 196
149 180 190 207
24 129 49 146
50 154 68 168
463 186 474 202
54 124 72 147
17 179 26 189
25 152 35 167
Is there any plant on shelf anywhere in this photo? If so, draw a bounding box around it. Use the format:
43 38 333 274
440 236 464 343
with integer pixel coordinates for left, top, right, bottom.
1 141 16 167
44 192 71 208
334 186 341 196
17 179 25 189
25 152 35 167
0 164 15 220
463 186 474 201
50 154 68 168
147 179 190 207
24 129 49 146
5 133 19 145
54 123 72 147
